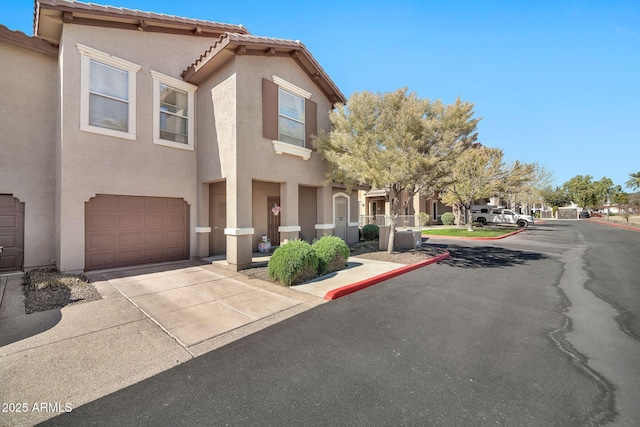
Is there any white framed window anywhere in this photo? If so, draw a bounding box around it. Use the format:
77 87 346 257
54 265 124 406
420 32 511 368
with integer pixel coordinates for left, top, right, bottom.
77 44 140 140
274 75 311 148
151 70 197 150
278 87 305 147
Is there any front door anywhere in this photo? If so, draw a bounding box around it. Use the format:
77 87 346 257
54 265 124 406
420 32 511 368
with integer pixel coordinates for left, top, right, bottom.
0 195 24 271
335 197 347 240
210 195 227 254
267 196 280 246
209 183 227 255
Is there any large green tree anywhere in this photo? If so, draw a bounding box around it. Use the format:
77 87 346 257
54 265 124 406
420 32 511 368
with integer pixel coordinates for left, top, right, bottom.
314 88 480 253
440 145 504 231
563 175 616 210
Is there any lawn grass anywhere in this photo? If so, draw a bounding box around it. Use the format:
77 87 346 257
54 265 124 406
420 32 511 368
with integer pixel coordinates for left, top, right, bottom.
421 227 516 238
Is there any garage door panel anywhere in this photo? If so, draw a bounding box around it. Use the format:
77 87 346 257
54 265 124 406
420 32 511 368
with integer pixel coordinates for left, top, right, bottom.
85 195 189 271
144 231 165 245
167 230 187 245
0 195 25 271
0 236 17 247
118 232 144 247
87 234 116 249
119 196 145 210
0 215 17 227
145 197 166 210
167 246 187 258
144 214 165 227
86 253 116 269
86 213 116 229
118 213 144 228
167 213 187 226
87 195 116 210
144 248 167 261
0 255 19 269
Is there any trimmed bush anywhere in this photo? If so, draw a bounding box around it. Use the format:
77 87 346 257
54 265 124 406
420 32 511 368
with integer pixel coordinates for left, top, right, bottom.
441 212 455 225
361 224 379 241
268 239 318 286
312 235 350 275
418 212 431 226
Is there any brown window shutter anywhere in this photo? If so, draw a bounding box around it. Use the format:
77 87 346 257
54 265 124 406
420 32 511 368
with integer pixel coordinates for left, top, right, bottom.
262 78 278 140
305 98 317 149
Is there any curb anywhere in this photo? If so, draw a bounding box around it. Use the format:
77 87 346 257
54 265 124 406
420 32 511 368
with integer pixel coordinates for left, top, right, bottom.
324 251 451 301
587 219 640 232
421 227 527 241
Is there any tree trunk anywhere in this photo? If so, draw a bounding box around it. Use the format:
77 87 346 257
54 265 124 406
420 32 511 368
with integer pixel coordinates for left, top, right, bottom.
467 205 474 231
387 186 400 254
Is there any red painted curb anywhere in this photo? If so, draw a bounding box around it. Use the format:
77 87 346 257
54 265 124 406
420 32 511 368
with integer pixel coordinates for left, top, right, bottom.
587 219 640 232
323 251 451 301
421 227 527 240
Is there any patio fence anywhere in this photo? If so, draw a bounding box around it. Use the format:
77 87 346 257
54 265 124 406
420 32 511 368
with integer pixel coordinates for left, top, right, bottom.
358 215 421 228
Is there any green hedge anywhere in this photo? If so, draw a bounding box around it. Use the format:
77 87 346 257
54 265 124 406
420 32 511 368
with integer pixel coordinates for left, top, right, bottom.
361 224 379 241
312 235 350 275
441 212 455 225
268 240 318 286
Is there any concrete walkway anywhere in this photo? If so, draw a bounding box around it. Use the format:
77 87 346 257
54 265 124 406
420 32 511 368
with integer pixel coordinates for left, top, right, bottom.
0 256 409 426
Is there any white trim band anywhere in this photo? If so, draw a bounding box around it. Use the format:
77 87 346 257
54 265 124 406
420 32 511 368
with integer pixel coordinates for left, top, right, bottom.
348 222 359 227
315 224 335 230
224 227 255 236
278 225 301 232
195 227 211 233
272 140 311 160
272 75 311 99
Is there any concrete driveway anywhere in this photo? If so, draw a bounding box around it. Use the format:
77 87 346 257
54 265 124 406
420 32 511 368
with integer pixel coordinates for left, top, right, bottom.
93 261 322 352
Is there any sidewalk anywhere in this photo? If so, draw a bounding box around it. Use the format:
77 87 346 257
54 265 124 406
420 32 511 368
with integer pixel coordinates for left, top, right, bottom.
0 254 422 426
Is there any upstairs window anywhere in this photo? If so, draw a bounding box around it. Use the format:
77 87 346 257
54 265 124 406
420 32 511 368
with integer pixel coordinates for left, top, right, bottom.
89 61 129 132
278 88 305 147
262 76 317 160
77 44 140 140
151 71 196 150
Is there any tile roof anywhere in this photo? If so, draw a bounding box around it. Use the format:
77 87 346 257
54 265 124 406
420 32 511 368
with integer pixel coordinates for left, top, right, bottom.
35 0 248 36
182 32 346 104
0 24 58 55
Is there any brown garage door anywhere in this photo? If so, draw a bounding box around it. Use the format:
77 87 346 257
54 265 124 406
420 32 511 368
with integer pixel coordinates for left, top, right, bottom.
0 195 25 272
85 195 189 271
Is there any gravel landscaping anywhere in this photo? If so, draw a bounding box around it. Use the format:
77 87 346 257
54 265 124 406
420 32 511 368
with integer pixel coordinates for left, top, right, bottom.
23 269 102 314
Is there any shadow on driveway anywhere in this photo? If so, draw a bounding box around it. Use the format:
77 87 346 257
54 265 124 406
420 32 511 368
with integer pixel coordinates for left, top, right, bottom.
428 243 548 268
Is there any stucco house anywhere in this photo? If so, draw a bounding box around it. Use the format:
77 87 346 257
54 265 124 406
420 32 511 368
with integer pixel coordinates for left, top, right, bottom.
0 0 359 273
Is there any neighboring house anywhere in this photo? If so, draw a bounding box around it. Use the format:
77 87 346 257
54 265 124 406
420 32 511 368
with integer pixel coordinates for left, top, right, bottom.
358 189 451 226
0 0 359 273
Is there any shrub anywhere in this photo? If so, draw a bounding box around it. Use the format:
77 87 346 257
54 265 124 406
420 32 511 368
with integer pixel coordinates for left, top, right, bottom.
312 235 350 275
441 212 455 225
268 239 318 286
361 224 379 241
418 212 431 226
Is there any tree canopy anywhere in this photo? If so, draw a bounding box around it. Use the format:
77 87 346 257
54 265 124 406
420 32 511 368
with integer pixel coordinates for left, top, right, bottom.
314 88 480 252
626 171 640 191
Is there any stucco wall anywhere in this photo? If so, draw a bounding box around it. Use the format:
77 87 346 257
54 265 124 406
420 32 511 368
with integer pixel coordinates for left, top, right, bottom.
298 186 318 242
55 25 217 270
0 39 57 268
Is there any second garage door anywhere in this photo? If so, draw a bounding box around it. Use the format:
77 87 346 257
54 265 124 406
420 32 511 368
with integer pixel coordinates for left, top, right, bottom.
85 195 189 271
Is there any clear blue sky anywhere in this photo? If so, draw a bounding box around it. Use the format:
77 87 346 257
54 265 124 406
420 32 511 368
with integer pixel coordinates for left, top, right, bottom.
3 0 638 189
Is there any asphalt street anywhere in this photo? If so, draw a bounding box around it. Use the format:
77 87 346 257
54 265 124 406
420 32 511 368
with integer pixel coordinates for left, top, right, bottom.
42 221 640 426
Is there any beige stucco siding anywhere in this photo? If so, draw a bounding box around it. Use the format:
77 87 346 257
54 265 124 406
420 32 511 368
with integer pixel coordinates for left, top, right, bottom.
55 25 215 271
235 54 331 185
0 39 57 268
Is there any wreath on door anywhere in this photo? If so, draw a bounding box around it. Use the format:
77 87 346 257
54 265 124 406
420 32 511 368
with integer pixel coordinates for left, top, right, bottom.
271 203 281 216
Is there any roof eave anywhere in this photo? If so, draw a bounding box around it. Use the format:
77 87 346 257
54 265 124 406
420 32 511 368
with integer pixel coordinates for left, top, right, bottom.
183 34 346 105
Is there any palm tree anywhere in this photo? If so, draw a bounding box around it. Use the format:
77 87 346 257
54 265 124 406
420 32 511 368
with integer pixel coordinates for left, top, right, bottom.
626 171 640 191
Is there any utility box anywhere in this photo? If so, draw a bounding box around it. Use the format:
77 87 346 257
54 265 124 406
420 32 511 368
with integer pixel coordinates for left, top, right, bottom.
378 227 421 250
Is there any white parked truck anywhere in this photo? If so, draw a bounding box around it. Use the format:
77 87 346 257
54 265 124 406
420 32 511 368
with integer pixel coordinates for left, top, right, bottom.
471 205 534 228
